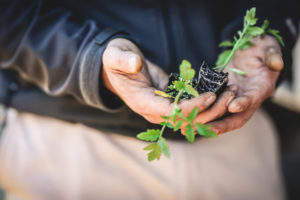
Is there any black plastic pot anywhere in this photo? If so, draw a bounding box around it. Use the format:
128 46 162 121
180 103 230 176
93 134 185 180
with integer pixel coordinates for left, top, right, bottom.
165 62 228 99
196 62 228 96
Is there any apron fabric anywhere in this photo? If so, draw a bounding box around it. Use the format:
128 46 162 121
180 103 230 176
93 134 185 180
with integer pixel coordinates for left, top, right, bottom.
0 108 285 200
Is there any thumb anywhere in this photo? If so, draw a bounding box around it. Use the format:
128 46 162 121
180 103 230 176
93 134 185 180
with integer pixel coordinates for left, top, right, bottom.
265 46 284 72
103 46 143 74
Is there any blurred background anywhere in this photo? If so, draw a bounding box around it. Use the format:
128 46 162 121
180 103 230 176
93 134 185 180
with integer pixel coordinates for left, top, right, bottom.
0 5 300 200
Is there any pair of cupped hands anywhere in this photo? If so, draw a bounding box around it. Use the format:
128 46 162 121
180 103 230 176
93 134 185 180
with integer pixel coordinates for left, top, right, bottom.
102 37 283 135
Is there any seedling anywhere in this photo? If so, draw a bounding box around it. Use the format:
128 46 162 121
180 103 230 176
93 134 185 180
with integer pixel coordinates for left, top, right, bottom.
137 7 284 161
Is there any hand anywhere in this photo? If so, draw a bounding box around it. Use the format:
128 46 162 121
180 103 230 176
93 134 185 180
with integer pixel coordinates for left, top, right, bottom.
208 36 283 134
102 38 224 125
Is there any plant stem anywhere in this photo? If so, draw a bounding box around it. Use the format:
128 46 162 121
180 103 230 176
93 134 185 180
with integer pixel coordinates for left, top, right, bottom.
174 89 184 105
219 28 248 72
158 89 184 139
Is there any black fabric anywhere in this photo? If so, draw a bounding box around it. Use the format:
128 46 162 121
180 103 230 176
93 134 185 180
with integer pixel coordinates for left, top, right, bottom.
0 0 299 139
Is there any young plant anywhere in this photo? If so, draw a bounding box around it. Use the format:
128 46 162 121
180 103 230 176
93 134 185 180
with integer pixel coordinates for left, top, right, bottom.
137 7 284 162
137 60 217 162
214 7 284 75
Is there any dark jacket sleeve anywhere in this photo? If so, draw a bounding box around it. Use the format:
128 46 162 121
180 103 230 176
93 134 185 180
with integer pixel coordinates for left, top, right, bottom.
0 0 127 112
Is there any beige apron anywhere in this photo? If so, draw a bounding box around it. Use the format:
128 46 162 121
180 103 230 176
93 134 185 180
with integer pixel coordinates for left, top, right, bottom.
0 108 285 200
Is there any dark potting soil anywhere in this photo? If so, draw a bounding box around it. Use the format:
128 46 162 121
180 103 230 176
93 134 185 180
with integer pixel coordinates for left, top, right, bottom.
165 62 228 99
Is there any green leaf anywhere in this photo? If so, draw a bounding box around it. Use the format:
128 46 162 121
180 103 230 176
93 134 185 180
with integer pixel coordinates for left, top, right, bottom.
261 20 270 31
160 121 173 129
237 37 250 49
245 7 257 26
185 124 195 143
187 107 198 122
185 85 199 97
158 137 170 158
179 60 195 81
239 41 253 50
155 90 173 98
173 81 186 91
196 123 217 138
219 40 233 47
174 119 183 131
268 28 285 46
143 143 157 150
185 69 196 81
147 143 162 161
247 26 264 37
179 60 192 74
161 116 171 120
230 68 246 76
137 129 160 141
171 106 181 124
216 50 231 66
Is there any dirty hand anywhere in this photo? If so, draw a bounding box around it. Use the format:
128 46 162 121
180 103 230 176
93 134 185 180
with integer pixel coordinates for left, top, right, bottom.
102 38 225 125
209 35 283 134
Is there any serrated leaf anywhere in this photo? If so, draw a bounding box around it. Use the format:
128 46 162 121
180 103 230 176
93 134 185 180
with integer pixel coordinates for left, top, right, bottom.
268 28 285 46
179 60 195 81
143 143 157 150
261 20 270 31
155 90 173 98
185 69 196 81
185 85 199 97
158 137 170 158
147 143 162 161
137 129 160 141
230 68 246 76
247 26 264 37
173 81 186 91
245 7 257 26
187 107 198 122
160 121 173 129
219 40 233 47
237 37 250 49
196 123 217 138
239 41 253 50
174 119 183 131
179 60 191 73
216 50 231 66
185 124 195 143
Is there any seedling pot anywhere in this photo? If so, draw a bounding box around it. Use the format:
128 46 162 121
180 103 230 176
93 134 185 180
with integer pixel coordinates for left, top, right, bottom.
165 62 228 99
196 62 228 96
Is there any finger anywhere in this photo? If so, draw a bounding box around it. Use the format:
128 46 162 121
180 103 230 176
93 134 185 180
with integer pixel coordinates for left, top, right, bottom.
228 84 239 95
103 46 143 74
146 60 169 90
179 92 216 116
265 46 284 72
194 90 235 124
228 96 250 113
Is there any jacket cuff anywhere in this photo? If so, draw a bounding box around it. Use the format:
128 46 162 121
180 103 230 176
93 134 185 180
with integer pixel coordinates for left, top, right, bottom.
79 28 133 113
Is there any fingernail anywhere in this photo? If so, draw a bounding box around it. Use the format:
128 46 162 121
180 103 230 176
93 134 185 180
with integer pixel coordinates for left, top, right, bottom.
129 55 138 73
234 104 242 112
205 95 216 106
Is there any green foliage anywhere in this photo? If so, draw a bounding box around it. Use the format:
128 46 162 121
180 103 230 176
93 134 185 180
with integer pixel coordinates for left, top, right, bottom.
216 50 231 66
219 40 233 47
144 143 162 161
268 29 285 47
229 68 246 76
196 123 217 137
158 138 170 158
137 61 217 162
215 7 284 74
137 129 160 141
